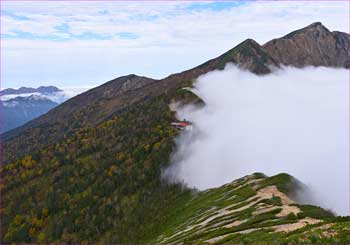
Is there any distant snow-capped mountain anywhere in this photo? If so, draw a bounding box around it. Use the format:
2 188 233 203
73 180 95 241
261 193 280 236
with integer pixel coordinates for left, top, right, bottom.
0 85 62 96
1 95 58 133
1 85 91 133
1 86 67 103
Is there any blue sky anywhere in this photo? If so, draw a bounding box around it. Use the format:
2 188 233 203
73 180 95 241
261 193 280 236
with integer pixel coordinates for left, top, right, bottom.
1 1 349 89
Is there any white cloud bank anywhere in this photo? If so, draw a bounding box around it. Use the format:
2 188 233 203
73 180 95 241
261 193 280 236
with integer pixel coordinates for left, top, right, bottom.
165 65 349 215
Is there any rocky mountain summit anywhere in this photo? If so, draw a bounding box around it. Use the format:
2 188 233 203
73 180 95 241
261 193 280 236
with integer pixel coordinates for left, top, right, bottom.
1 23 349 244
2 22 349 165
263 22 350 68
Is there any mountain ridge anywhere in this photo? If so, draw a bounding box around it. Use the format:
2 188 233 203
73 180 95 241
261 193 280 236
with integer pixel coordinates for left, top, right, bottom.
4 22 349 165
1 22 350 244
0 86 62 96
263 22 350 68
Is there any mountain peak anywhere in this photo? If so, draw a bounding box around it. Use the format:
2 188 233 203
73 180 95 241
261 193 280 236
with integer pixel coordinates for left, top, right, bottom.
283 22 331 39
263 22 349 68
216 37 279 74
233 38 263 52
2 22 350 244
240 38 260 46
302 21 330 33
307 21 323 28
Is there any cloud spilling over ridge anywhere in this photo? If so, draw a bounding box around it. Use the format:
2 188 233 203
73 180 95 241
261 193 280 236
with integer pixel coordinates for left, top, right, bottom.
164 65 349 215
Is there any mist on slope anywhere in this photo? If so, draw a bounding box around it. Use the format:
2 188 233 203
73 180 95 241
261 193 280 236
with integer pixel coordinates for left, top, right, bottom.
164 65 349 215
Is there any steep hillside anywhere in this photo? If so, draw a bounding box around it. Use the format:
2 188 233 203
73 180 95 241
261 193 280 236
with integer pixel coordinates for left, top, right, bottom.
1 22 349 244
1 35 278 165
263 22 350 68
3 23 348 165
2 75 159 164
152 173 349 244
1 88 201 243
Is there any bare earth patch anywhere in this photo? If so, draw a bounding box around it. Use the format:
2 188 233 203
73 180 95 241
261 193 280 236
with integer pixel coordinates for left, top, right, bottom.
224 219 247 228
205 234 232 243
276 205 300 217
273 218 321 232
253 206 278 216
257 185 295 205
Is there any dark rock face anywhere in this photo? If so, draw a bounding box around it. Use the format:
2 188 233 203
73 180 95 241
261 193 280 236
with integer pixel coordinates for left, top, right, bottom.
263 22 350 68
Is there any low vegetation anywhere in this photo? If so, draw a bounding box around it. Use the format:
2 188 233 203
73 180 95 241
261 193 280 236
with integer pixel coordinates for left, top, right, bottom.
152 174 350 244
1 82 349 244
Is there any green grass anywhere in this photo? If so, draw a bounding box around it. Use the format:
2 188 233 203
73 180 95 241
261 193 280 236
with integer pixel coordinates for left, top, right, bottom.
151 173 350 244
291 204 335 220
256 173 293 194
257 196 282 206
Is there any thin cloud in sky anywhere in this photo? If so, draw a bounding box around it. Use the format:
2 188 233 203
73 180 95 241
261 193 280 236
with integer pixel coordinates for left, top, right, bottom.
1 1 348 88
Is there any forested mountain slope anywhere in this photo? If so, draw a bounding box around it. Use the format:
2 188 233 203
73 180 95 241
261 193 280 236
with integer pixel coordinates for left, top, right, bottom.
3 22 349 165
1 22 349 244
1 88 201 243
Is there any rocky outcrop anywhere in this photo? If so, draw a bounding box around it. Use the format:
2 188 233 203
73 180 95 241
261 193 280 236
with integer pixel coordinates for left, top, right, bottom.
263 22 350 68
219 38 279 74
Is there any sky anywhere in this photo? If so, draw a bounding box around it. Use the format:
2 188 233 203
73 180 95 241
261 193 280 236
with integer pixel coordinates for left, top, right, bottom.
1 1 349 89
